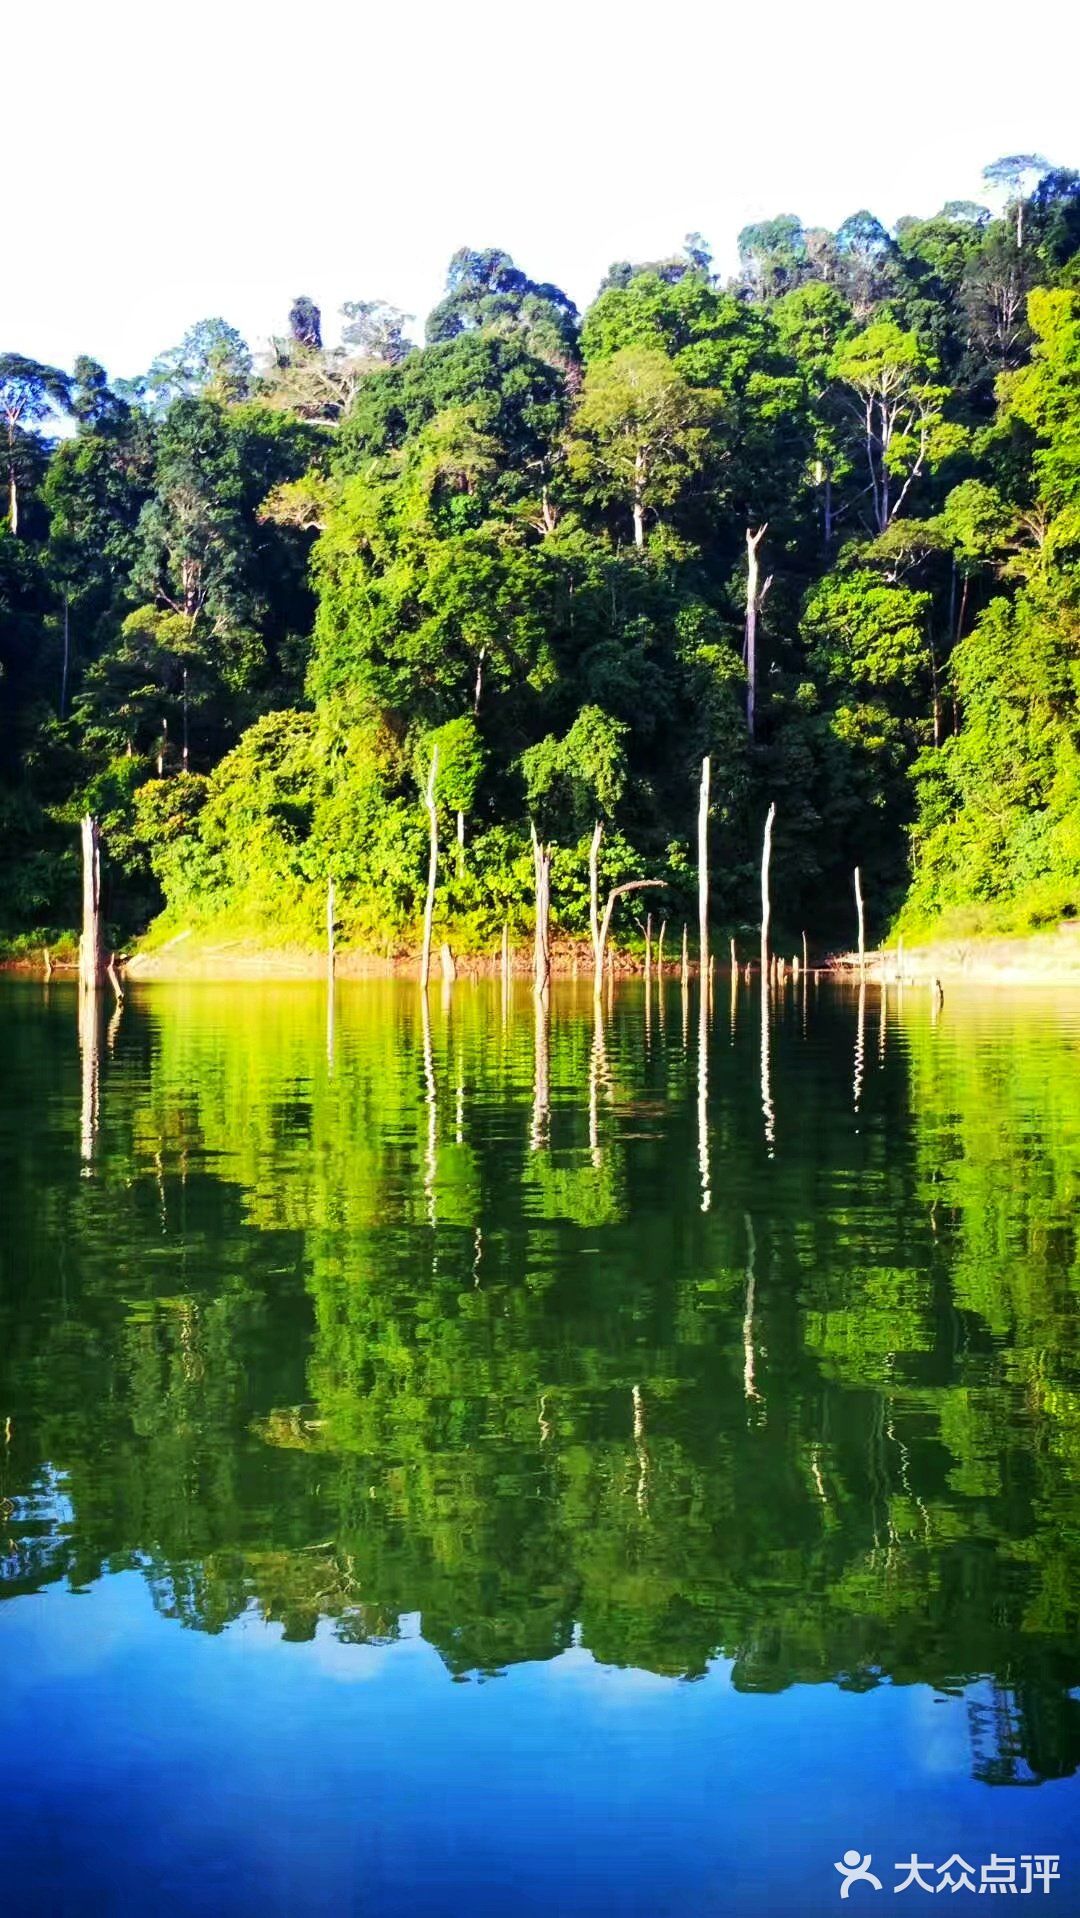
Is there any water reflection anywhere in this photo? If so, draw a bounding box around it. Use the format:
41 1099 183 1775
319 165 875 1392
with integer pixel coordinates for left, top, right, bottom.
1 981 1079 1794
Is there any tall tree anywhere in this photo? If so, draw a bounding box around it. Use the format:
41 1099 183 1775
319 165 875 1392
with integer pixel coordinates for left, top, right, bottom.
0 354 70 535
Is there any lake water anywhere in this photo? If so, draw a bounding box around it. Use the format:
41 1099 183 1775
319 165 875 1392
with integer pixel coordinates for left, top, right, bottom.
1 976 1078 1915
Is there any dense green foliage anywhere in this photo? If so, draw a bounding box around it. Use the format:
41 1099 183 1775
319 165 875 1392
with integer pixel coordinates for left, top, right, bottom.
3 157 1080 951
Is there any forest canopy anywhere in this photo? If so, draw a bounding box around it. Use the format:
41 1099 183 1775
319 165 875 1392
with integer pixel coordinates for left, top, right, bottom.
3 156 1080 953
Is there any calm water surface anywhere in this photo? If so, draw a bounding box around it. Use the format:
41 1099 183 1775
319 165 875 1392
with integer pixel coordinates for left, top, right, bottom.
1 977 1079 1915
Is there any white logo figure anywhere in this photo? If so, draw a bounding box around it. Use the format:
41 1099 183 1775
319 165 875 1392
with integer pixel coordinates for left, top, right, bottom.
835 1850 884 1899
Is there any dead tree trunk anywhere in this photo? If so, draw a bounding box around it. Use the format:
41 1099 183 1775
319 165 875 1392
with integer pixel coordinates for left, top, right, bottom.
645 911 653 987
657 919 667 975
760 803 776 982
531 823 552 997
588 820 603 978
698 755 710 978
594 879 662 998
79 815 105 994
501 919 510 994
681 923 689 988
854 865 865 977
420 747 439 990
326 876 336 980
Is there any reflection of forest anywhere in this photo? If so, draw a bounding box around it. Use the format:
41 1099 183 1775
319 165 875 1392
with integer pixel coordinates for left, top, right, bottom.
2 980 1079 1787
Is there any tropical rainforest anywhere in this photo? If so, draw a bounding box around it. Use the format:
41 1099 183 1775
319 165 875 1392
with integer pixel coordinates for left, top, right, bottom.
2 152 1079 955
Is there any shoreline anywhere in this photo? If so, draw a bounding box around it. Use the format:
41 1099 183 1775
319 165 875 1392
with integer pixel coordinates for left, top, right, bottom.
6 921 1080 986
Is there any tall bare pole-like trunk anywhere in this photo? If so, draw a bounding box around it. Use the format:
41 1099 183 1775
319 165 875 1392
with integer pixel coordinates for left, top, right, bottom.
698 756 710 977
760 803 776 982
501 919 510 997
326 875 336 980
644 912 653 990
531 823 552 997
657 919 667 976
744 525 771 739
79 815 105 994
854 866 865 977
420 747 439 991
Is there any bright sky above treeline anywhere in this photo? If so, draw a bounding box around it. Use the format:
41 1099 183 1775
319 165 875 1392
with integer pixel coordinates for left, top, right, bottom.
13 0 1079 377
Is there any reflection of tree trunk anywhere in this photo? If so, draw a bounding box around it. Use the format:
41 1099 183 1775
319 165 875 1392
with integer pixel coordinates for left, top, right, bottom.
632 1384 649 1514
760 980 775 1157
530 988 550 1152
420 749 439 991
853 980 866 1114
588 998 610 1166
79 992 101 1167
743 1213 758 1403
697 980 711 1213
421 989 437 1227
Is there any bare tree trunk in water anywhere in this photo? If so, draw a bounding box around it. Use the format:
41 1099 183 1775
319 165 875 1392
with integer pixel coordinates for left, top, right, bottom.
698 756 710 976
79 816 105 994
420 747 439 990
588 821 603 978
854 865 866 977
595 879 662 999
531 823 552 996
760 803 776 981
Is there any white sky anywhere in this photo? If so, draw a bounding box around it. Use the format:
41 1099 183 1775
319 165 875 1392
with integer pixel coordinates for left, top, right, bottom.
10 0 1078 379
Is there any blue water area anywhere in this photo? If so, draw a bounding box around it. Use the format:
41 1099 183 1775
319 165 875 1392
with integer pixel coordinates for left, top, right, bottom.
1 979 1078 1913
